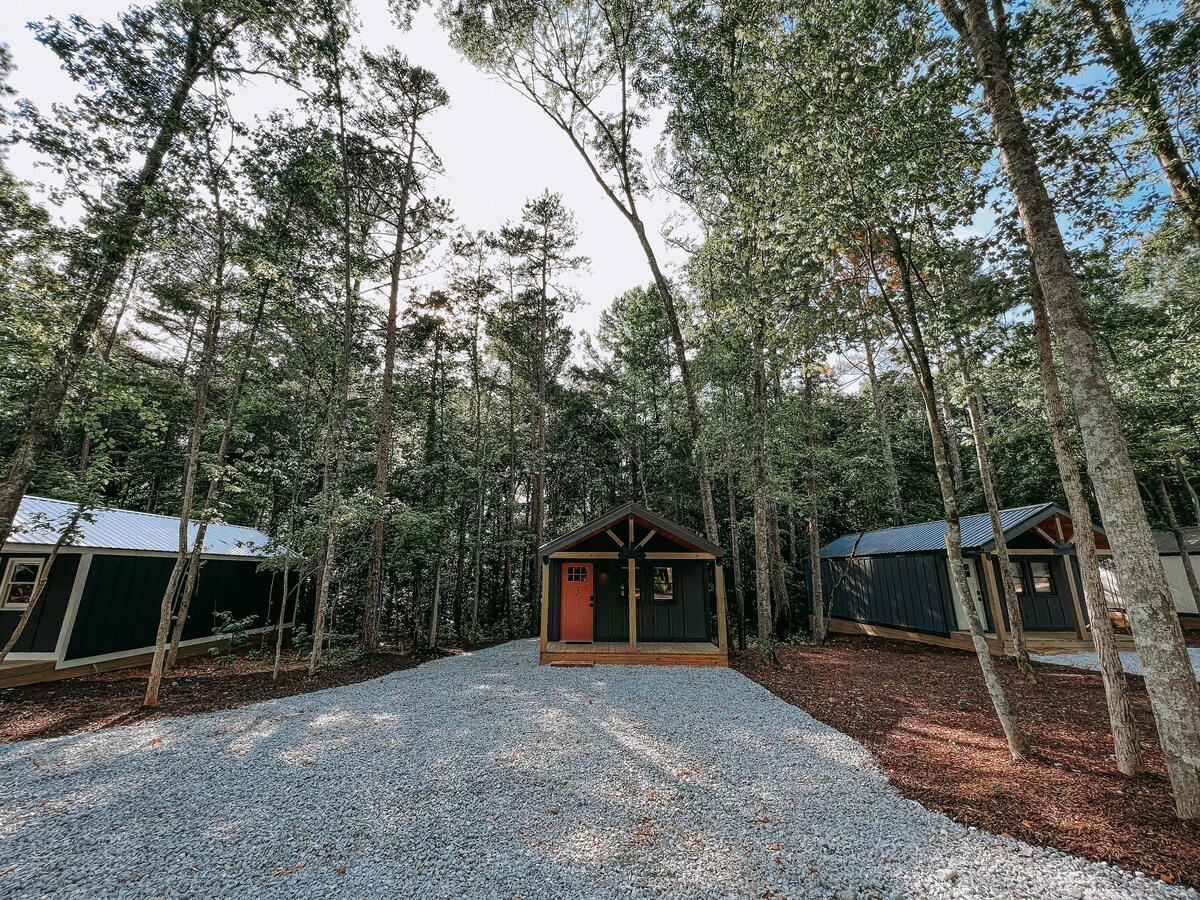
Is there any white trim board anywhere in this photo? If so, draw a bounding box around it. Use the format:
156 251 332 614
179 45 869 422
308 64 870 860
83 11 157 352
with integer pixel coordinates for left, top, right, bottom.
56 623 282 670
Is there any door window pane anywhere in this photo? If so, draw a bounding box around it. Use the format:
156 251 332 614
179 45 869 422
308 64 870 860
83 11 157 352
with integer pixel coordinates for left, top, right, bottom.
1007 562 1026 594
1030 561 1053 594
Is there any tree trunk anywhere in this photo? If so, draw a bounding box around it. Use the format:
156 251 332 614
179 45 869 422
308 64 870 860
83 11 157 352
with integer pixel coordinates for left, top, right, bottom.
1176 457 1200 525
882 224 1027 759
1158 477 1200 609
939 384 965 493
144 239 224 707
752 344 776 665
364 116 420 651
428 560 443 648
0 20 230 549
724 420 748 650
806 369 827 645
945 0 1200 815
767 496 790 633
1030 280 1143 774
863 329 905 524
962 381 1036 681
1079 0 1200 246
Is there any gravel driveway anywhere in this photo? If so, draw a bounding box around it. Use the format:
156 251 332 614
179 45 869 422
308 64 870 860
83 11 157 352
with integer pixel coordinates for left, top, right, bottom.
1033 647 1200 679
0 640 1192 900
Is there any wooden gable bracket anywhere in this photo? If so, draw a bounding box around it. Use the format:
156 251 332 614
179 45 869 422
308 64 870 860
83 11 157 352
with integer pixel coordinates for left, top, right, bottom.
634 529 657 550
606 528 626 549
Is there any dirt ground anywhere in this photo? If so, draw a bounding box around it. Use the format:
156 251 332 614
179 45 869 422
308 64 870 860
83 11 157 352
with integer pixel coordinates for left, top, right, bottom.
0 644 457 744
732 636 1200 887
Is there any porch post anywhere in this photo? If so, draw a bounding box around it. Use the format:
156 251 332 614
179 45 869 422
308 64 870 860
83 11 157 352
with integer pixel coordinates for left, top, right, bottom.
1063 555 1089 640
539 558 550 654
714 559 729 654
628 516 637 652
980 552 1009 651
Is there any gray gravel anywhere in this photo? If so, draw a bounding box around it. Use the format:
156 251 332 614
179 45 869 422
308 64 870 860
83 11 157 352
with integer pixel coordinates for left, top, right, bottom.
0 640 1193 900
1033 647 1200 679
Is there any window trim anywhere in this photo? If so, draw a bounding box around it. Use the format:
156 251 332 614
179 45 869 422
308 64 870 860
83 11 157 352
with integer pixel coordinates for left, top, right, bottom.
1 558 45 611
1028 560 1055 596
651 565 675 604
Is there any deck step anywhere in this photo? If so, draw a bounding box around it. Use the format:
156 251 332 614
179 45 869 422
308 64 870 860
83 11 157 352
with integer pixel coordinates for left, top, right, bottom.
549 661 595 668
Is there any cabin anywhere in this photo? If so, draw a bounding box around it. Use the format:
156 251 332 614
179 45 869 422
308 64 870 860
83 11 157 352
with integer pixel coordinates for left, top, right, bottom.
817 502 1133 655
0 495 309 687
1152 527 1200 628
539 503 728 666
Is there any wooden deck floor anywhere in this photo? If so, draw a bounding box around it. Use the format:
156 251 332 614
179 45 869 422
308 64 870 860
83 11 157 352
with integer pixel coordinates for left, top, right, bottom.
541 641 727 667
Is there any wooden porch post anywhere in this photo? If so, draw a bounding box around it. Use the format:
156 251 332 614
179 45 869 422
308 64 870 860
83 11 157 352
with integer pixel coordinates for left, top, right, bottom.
980 552 1009 651
628 516 638 652
540 559 550 655
1063 554 1089 640
714 560 729 654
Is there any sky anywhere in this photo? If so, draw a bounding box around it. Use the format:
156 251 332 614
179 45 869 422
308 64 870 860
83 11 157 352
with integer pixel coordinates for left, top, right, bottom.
0 1 691 340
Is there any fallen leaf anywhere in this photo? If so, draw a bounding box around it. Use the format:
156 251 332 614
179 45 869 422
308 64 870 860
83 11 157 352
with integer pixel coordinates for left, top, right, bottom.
277 861 307 876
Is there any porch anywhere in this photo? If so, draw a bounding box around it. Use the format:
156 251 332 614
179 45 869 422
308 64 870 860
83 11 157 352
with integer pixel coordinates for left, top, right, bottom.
541 640 726 667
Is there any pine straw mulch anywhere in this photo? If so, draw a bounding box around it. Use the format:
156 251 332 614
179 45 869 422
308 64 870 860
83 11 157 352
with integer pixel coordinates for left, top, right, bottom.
732 636 1200 887
0 640 503 745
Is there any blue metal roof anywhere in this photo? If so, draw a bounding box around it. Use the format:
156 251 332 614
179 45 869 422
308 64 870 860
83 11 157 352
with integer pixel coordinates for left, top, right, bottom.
820 503 1058 558
6 495 276 558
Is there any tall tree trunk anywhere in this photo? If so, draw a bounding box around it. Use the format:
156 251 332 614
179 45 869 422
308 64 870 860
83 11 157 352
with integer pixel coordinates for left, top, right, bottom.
961 376 1036 681
1079 0 1200 246
452 499 469 643
944 0 1200 815
1176 457 1200 525
0 19 234 548
767 497 790 633
365 117 420 651
144 239 224 707
725 434 747 651
862 328 905 524
1031 281 1143 775
1158 477 1200 609
882 224 1027 759
309 20 356 676
939 383 965 493
752 342 776 665
428 560 443 648
806 369 828 645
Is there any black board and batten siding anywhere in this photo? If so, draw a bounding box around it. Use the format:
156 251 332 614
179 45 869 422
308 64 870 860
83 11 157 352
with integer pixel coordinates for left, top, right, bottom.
547 558 711 643
821 553 955 637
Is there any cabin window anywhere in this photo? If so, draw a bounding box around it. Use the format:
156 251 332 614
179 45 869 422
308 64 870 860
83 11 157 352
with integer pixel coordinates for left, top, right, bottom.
1007 562 1027 595
1 559 43 610
566 565 588 582
1029 561 1054 595
652 566 674 603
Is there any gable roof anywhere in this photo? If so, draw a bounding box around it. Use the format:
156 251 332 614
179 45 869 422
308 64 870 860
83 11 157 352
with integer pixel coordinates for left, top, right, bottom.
821 503 1067 558
6 495 276 559
540 502 723 558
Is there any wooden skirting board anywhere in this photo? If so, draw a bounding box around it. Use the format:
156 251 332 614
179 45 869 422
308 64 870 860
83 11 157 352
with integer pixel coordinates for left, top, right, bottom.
0 640 219 689
827 618 1139 657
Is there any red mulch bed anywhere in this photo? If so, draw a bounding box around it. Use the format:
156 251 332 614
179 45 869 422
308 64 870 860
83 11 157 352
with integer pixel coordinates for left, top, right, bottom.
0 641 500 744
732 636 1200 887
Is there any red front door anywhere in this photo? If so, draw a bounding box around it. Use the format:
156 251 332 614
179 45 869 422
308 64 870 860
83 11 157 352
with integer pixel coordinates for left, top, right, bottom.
561 563 594 642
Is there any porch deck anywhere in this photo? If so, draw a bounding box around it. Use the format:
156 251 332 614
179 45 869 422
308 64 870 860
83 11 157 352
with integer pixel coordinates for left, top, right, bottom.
540 640 727 667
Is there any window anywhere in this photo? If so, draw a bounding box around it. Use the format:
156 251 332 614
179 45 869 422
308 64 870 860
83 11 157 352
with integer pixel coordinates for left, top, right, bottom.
652 566 674 603
1029 561 1054 595
1007 561 1026 595
1 559 43 610
566 565 588 582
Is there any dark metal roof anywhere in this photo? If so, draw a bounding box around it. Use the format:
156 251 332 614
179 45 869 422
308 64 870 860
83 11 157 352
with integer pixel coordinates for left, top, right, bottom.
1155 527 1200 555
540 502 723 558
6 495 276 558
821 503 1062 558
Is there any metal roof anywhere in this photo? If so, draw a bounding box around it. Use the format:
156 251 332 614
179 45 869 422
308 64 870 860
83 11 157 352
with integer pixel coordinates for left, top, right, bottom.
540 502 723 558
1155 527 1200 555
821 503 1060 558
6 495 276 558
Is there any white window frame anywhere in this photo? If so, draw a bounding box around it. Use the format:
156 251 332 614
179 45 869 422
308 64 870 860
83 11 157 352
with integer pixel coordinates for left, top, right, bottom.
1 558 45 611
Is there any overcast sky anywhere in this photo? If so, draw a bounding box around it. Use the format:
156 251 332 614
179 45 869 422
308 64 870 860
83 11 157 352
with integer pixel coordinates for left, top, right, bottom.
0 2 692 339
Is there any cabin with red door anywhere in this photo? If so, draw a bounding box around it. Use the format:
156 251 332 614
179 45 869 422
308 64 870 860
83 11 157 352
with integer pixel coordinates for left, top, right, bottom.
538 503 728 666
